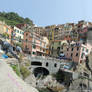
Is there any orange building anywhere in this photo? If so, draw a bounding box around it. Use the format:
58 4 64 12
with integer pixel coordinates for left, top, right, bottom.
0 21 12 43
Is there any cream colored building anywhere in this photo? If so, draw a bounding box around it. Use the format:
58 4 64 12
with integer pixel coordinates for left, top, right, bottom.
13 26 24 41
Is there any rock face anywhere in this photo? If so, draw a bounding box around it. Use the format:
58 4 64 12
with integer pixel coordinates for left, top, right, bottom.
0 58 38 92
43 75 65 92
36 75 65 92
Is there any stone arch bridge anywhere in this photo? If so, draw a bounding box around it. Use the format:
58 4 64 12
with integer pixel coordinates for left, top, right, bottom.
28 56 62 77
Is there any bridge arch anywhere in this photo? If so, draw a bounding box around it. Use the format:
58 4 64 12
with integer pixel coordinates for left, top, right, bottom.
33 67 49 77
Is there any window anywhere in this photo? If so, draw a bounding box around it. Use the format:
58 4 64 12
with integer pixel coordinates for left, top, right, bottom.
54 63 57 67
33 45 36 49
26 39 28 42
44 44 45 47
40 48 42 51
26 33 28 36
86 49 89 53
82 48 84 51
81 53 84 58
77 47 79 51
31 62 42 66
52 47 54 50
71 53 73 57
57 47 60 50
20 36 21 39
46 62 48 67
59 42 61 45
32 52 36 55
17 30 19 33
40 42 42 45
67 48 69 51
57 47 60 55
76 53 78 56
14 29 16 32
29 52 31 54
34 40 36 44
6 28 8 32
61 46 63 49
71 48 74 51
25 45 28 49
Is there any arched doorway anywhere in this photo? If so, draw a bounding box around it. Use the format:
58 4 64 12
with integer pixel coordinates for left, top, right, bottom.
33 67 49 77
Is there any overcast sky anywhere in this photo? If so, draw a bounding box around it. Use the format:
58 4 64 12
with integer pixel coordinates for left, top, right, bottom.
0 0 92 26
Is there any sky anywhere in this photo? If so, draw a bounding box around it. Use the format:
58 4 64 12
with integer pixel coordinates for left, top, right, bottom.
0 0 92 26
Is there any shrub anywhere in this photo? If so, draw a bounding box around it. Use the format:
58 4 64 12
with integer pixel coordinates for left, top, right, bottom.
10 64 21 76
20 65 30 79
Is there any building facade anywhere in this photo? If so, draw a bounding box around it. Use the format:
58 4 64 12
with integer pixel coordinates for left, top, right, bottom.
45 23 75 41
0 21 12 43
23 31 32 54
50 40 68 57
33 26 46 36
65 42 92 63
12 26 24 42
23 30 49 56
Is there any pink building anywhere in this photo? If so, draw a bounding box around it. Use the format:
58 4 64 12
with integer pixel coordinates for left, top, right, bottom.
65 42 92 63
31 32 47 57
23 31 49 57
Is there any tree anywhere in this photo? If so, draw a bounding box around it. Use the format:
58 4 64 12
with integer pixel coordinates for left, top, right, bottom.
0 11 34 26
24 17 33 25
20 65 30 79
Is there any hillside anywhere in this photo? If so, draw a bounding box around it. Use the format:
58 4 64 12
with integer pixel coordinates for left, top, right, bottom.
0 12 33 26
0 58 38 92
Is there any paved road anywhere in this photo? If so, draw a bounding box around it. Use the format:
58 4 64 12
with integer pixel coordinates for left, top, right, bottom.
0 58 38 92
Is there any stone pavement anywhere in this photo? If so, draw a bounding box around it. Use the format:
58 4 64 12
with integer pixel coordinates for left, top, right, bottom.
0 58 38 92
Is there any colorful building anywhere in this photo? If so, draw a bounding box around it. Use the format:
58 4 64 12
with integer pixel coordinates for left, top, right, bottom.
33 26 46 36
0 21 12 43
23 31 32 54
50 40 68 57
12 26 24 42
65 42 92 63
23 30 49 56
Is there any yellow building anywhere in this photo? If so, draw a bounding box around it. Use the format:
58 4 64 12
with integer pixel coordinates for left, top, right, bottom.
43 37 50 55
50 40 68 57
45 25 56 41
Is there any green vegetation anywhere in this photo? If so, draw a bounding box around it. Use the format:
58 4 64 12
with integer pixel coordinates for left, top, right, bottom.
10 64 21 76
20 65 30 79
53 70 65 83
25 62 30 67
2 33 9 39
10 64 30 80
0 12 33 26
